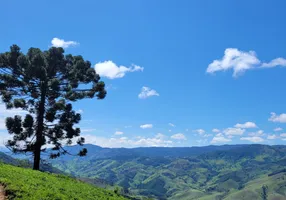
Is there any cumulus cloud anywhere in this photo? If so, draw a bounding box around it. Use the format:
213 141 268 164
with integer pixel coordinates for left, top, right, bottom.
206 48 286 77
212 129 220 133
51 37 79 48
223 127 245 136
94 61 143 79
235 122 257 129
140 124 153 129
114 131 124 135
274 127 283 132
240 136 264 143
269 112 286 123
171 133 186 140
138 87 159 99
211 136 231 144
193 129 205 135
168 123 175 127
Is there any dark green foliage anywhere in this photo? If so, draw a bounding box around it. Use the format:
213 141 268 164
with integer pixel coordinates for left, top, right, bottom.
261 185 268 200
0 45 106 170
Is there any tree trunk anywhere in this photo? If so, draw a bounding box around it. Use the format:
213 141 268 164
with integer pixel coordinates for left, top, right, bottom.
33 82 47 170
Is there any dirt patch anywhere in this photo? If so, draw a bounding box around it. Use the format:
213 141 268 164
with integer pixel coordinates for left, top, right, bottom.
0 185 5 200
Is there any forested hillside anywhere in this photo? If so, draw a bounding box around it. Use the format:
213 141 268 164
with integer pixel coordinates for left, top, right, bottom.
51 144 286 200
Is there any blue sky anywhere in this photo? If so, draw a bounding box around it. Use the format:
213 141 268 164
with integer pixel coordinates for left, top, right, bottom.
1 0 286 147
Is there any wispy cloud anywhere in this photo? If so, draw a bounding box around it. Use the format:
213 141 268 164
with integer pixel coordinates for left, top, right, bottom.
114 131 124 135
234 122 257 129
267 134 279 140
168 123 175 127
212 129 220 133
171 133 186 140
77 133 173 148
274 127 283 132
140 124 153 129
211 136 231 144
193 129 205 135
240 136 264 143
138 87 159 99
223 127 245 136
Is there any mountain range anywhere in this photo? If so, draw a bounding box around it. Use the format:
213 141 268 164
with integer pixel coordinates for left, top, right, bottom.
46 144 286 200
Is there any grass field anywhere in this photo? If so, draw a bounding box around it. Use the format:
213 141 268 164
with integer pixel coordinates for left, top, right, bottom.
0 162 127 200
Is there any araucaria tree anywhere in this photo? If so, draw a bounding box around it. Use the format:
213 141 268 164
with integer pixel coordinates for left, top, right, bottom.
0 45 106 170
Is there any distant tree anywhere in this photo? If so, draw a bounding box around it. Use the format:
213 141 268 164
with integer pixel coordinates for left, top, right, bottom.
261 185 268 200
0 45 106 170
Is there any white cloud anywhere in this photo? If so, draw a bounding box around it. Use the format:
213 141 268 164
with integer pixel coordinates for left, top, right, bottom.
77 133 173 148
267 134 279 140
140 124 153 129
280 133 286 137
138 87 159 99
203 134 213 138
0 104 28 130
212 128 220 133
77 109 84 114
0 132 11 147
248 130 264 137
223 127 245 136
171 133 186 140
261 58 286 68
193 129 205 135
269 112 286 123
81 128 96 133
240 136 264 143
216 133 223 137
51 38 79 48
168 123 175 127
211 136 231 144
274 127 283 132
235 122 257 129
114 131 124 135
206 48 286 77
94 61 143 79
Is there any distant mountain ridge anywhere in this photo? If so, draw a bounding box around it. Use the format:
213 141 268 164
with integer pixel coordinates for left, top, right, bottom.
49 144 249 161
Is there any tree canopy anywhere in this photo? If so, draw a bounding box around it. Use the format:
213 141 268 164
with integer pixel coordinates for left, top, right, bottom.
0 45 106 170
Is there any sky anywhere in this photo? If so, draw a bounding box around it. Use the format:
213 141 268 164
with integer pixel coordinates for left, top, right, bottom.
1 0 286 148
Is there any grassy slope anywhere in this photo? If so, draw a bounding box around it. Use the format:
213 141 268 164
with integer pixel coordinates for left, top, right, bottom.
0 162 127 200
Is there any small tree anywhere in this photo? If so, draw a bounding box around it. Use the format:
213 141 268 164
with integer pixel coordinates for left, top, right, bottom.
0 45 106 170
261 185 268 200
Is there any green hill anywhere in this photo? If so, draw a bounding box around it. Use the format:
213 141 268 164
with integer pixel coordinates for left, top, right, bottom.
51 144 286 199
0 162 127 200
